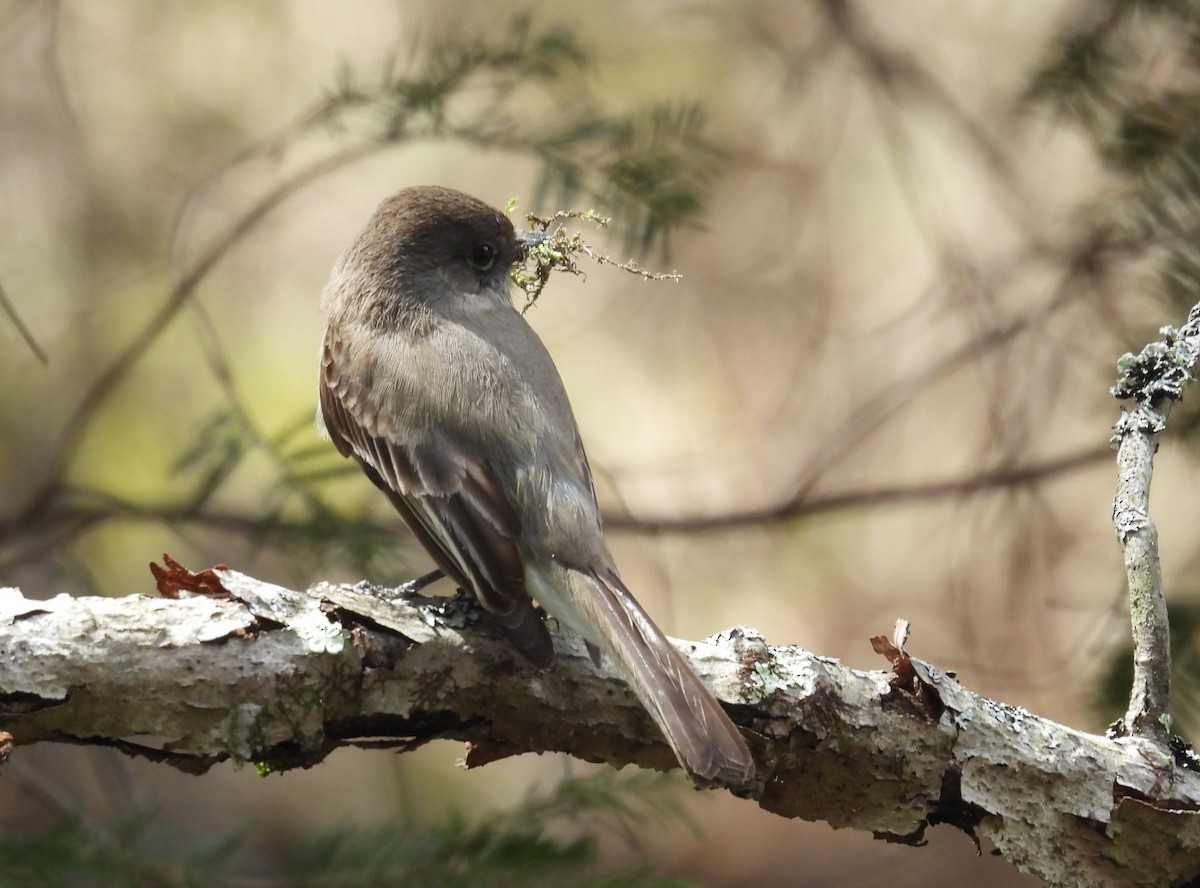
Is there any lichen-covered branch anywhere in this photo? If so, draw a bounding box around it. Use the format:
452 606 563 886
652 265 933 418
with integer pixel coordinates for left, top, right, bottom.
1110 302 1200 741
2 574 1200 886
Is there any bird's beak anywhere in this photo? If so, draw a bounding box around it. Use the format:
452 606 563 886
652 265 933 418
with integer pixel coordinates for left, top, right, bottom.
516 229 549 258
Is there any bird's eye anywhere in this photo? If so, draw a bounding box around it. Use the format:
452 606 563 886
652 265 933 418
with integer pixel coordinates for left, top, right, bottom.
467 242 497 271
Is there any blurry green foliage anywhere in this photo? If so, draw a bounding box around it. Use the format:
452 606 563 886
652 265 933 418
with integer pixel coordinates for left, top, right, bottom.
306 14 719 252
0 10 722 588
1028 0 1200 317
0 771 695 888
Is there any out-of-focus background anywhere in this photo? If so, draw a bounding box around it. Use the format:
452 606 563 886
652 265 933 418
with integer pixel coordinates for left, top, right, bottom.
2 0 1198 884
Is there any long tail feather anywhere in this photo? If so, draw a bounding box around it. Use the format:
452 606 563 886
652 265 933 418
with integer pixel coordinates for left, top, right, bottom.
548 566 756 788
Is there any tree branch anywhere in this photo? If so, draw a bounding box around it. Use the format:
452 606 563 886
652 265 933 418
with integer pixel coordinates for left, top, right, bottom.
1109 303 1200 742
2 572 1199 886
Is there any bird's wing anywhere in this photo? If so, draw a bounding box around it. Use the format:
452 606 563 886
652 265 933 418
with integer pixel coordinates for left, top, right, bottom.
319 326 553 665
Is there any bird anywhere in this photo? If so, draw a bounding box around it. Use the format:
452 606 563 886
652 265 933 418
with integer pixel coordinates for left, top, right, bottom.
317 185 755 788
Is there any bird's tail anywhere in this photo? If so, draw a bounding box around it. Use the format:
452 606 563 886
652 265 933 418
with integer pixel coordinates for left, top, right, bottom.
546 565 756 788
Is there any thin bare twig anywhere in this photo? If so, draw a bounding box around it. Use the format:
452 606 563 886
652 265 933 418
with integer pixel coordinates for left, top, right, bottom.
0 278 48 364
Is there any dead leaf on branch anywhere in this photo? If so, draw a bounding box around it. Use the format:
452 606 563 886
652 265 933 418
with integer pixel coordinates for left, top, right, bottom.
871 619 943 722
150 553 231 599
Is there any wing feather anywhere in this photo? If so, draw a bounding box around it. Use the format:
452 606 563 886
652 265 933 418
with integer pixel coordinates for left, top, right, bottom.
320 327 552 666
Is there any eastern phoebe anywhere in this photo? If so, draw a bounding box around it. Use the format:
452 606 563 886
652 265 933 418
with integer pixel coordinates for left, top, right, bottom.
317 185 755 788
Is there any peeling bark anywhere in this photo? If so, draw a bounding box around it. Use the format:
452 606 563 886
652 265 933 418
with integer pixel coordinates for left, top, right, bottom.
2 573 1199 886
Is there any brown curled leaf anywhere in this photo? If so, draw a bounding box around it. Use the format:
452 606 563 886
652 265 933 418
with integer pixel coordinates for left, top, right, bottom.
872 619 943 721
870 634 903 664
150 553 232 599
